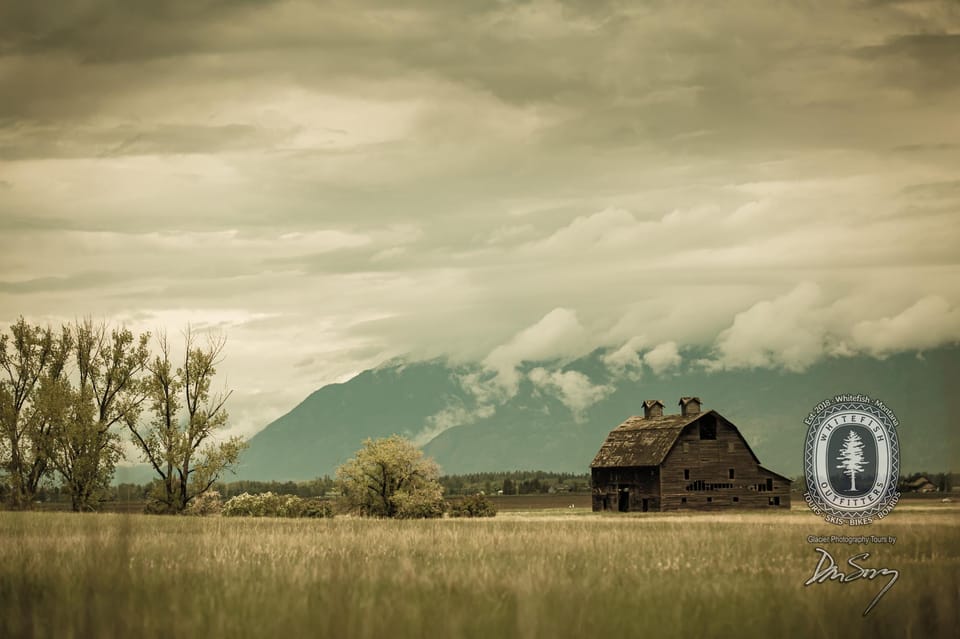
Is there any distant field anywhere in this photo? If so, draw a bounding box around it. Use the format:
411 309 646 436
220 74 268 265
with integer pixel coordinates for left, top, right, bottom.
32 492 597 513
2 503 958 639
32 490 952 513
487 493 591 510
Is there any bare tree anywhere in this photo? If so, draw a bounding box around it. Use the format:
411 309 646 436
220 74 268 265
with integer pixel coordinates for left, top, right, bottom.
129 327 246 513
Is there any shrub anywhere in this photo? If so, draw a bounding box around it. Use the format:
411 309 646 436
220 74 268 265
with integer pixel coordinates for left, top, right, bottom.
221 492 333 518
302 498 334 518
276 494 306 518
184 490 222 516
222 492 259 517
392 485 447 519
450 493 497 518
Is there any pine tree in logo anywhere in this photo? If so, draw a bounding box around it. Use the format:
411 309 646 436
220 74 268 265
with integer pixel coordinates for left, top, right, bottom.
836 429 868 492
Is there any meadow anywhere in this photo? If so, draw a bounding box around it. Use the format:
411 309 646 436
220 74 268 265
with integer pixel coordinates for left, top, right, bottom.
1 503 957 639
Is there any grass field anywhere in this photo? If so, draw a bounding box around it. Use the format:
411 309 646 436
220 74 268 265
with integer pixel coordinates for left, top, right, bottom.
2 503 958 639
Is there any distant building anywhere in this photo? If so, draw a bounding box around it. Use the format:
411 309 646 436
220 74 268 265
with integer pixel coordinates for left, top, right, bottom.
903 476 938 493
591 397 792 512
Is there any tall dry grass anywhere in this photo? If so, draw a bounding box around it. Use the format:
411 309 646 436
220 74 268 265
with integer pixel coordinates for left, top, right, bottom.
1 505 957 638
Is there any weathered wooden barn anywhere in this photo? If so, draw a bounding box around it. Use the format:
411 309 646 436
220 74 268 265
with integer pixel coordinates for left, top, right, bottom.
591 397 791 512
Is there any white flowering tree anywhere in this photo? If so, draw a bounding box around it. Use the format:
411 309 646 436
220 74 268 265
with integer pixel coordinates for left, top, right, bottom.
336 435 446 518
836 429 868 491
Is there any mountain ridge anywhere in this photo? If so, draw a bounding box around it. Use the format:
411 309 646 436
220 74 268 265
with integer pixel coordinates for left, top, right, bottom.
228 345 957 481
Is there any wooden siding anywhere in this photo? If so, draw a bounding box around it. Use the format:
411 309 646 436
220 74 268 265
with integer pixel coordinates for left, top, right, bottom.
592 466 661 512
659 415 791 511
591 408 793 513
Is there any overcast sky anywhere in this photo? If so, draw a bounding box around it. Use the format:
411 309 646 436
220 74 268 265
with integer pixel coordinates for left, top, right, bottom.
2 0 958 439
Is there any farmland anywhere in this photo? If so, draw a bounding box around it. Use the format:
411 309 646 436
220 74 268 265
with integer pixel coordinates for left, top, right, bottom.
2 503 958 639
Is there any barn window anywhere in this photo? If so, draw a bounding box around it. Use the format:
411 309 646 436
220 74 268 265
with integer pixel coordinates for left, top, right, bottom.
683 469 690 480
733 496 739 503
727 442 735 453
681 497 687 504
768 496 780 506
682 442 689 453
728 468 735 479
766 478 773 492
699 415 717 440
706 497 713 503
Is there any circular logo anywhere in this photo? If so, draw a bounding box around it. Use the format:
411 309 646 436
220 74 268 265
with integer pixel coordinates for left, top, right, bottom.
803 395 900 525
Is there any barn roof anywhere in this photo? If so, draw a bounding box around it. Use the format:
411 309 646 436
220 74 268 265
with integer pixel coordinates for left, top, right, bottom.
758 465 794 483
591 408 793 483
590 411 705 468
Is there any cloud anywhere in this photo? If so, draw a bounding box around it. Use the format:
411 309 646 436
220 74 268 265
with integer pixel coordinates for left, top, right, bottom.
2 1 959 440
856 33 960 94
412 401 496 447
643 341 682 375
526 208 645 253
703 283 960 373
482 307 589 396
706 282 826 372
528 367 612 420
603 335 646 379
851 296 960 357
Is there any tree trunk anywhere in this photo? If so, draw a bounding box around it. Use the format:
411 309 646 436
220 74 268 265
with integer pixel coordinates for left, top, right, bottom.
180 458 191 513
7 432 32 509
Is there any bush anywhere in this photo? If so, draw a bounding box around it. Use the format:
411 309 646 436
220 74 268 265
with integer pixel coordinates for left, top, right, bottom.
184 490 222 516
392 485 447 519
221 492 333 518
449 493 497 518
302 498 334 518
275 494 300 517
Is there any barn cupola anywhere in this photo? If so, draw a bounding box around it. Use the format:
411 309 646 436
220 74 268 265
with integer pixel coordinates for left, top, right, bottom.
679 396 702 417
642 399 664 419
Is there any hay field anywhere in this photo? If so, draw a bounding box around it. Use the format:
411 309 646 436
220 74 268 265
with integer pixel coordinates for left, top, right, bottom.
1 504 957 639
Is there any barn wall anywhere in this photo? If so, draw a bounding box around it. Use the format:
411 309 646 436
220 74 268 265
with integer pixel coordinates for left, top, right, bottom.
591 466 661 512
659 415 791 511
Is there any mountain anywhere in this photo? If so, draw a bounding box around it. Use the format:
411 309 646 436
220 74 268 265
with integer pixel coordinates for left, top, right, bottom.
237 361 470 480
233 346 959 481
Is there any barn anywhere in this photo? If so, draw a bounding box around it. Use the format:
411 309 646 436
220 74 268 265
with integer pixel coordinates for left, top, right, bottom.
591 397 792 512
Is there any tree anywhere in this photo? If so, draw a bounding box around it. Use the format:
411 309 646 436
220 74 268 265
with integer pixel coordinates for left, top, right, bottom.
0 318 70 509
128 328 247 513
336 435 446 518
48 320 150 511
836 429 868 492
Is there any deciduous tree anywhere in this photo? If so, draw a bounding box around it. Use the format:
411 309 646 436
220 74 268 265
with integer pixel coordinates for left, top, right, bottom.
0 318 70 509
336 435 446 518
48 320 150 511
129 328 246 513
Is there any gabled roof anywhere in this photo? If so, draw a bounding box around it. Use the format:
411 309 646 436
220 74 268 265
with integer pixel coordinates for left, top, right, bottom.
590 409 788 481
758 465 794 483
591 411 704 468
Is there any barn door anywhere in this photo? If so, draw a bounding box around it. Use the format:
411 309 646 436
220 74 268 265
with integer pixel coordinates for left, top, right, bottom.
618 488 629 512
642 498 649 513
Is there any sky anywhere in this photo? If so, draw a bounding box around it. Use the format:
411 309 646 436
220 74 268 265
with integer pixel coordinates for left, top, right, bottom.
1 0 959 442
